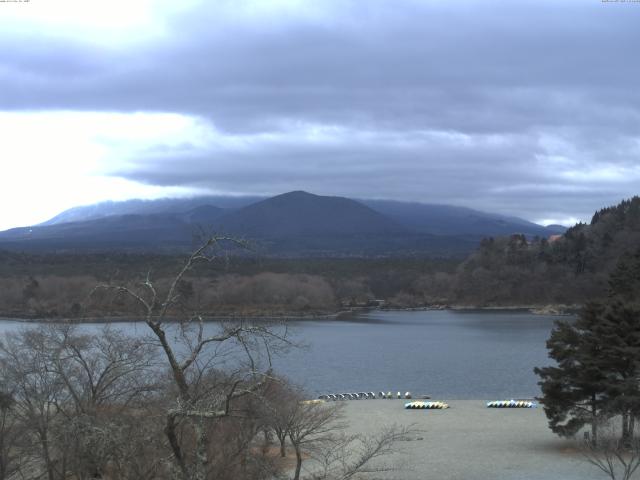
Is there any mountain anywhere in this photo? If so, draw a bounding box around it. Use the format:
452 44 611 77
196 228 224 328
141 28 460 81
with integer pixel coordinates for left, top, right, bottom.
214 191 404 237
0 191 564 256
0 214 193 251
544 224 567 234
39 193 563 238
360 199 566 237
180 205 226 225
41 196 263 226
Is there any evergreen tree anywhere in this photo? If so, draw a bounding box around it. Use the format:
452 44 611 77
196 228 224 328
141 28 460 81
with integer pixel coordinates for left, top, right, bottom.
534 302 608 444
536 301 640 445
595 302 640 443
609 248 640 304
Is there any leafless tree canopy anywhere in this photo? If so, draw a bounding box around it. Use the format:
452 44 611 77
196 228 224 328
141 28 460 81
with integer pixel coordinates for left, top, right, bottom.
0 236 415 480
581 419 640 480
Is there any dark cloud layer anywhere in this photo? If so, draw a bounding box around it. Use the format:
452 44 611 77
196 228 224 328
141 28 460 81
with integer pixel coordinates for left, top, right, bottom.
3 0 640 223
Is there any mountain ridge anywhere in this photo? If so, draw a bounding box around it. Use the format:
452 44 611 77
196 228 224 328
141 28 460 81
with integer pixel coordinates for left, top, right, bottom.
0 191 566 256
37 192 563 235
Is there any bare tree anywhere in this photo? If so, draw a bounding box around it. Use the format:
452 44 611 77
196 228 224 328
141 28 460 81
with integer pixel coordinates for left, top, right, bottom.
261 377 300 458
46 325 159 416
0 324 162 480
104 411 169 480
309 425 417 480
581 419 640 480
94 236 292 480
56 326 159 478
0 390 25 480
0 329 70 480
286 400 345 480
203 390 279 480
260 377 416 480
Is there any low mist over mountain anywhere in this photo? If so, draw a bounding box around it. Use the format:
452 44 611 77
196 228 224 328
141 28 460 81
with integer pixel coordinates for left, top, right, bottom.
41 196 262 225
0 191 565 256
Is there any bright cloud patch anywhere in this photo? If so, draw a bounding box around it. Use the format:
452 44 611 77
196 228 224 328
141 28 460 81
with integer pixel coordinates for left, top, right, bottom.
0 111 207 230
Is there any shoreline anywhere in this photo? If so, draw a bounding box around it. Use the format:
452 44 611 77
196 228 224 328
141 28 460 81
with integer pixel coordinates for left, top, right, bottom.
0 304 579 323
0 310 353 323
381 303 580 315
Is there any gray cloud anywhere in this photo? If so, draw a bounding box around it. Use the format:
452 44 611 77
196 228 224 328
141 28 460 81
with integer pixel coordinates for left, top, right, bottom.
113 126 634 223
3 0 640 223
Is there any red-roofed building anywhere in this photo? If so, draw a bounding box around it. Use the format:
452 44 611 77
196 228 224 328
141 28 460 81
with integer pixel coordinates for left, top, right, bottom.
548 234 563 243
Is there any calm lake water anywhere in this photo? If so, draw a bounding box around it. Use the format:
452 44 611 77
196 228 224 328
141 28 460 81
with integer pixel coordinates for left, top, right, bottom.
0 309 563 399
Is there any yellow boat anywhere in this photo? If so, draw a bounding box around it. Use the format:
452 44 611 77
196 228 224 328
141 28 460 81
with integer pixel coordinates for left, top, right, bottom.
301 399 326 405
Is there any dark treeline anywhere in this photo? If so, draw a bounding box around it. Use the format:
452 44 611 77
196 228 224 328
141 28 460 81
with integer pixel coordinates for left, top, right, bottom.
1 196 639 318
0 254 458 318
449 196 640 307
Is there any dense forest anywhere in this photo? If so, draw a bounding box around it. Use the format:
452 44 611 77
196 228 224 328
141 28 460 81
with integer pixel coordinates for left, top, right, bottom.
443 196 640 307
0 197 639 318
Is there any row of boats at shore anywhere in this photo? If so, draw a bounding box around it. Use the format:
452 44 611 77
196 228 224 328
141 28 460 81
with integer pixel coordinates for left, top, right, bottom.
317 392 537 409
319 391 420 400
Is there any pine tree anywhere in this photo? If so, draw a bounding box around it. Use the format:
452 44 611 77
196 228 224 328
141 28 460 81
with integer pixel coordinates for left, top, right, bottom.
536 301 640 445
609 248 640 304
595 302 640 444
534 302 608 444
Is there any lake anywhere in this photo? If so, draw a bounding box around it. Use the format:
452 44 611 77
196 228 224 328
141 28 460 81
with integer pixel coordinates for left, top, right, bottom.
0 309 563 400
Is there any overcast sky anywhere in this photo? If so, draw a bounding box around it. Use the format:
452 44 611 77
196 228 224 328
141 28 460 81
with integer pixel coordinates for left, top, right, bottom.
1 0 639 230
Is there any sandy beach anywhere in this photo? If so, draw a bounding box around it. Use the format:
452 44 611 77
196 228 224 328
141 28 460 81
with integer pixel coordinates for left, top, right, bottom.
336 400 605 480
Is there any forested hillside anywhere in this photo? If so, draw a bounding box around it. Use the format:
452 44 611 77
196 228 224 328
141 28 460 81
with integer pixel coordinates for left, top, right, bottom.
423 196 640 306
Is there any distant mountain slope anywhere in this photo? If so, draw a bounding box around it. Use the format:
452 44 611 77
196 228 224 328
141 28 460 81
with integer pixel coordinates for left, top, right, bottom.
0 214 193 250
40 193 562 239
0 191 564 256
41 196 263 226
215 191 405 237
361 199 565 237
180 205 225 225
